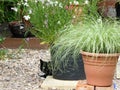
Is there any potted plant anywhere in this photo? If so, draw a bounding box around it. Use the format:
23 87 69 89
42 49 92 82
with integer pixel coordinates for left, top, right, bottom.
9 0 34 38
79 19 120 86
49 0 101 80
51 39 86 80
28 0 102 80
55 17 120 86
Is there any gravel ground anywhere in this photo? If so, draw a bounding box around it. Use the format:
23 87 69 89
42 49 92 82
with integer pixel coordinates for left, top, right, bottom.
0 49 120 90
0 49 50 90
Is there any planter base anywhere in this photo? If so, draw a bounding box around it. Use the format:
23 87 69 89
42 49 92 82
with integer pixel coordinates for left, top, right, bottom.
41 76 114 90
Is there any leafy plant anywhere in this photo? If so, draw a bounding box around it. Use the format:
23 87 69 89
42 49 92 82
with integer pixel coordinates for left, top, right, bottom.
82 0 101 19
28 0 74 45
0 0 17 23
10 0 31 22
53 18 120 54
51 17 120 71
0 49 7 60
49 0 101 72
0 36 7 60
0 36 4 43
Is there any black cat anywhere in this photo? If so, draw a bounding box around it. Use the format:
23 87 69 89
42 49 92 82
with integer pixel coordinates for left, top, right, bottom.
39 59 52 78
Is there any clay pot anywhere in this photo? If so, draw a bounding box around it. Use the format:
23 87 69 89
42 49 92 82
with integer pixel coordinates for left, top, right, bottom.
81 51 119 86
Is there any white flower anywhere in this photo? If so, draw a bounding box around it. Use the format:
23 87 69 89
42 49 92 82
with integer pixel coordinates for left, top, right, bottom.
11 7 18 12
44 20 48 25
24 2 29 7
47 0 51 2
20 26 24 29
69 2 72 5
17 3 21 6
97 18 102 23
49 1 54 6
54 1 58 4
54 1 58 6
24 0 28 2
84 0 89 4
73 15 76 18
39 0 45 4
57 21 61 25
23 15 30 21
59 3 63 8
29 9 32 14
73 1 79 5
25 38 30 41
35 0 38 3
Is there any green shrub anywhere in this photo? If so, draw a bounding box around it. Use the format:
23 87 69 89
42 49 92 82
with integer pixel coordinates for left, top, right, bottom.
0 37 6 60
0 0 17 23
28 0 74 45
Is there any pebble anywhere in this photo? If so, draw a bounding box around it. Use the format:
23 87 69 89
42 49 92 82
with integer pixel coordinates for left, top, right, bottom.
0 49 44 90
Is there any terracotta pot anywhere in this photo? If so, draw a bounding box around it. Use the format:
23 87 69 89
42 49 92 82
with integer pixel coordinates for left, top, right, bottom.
81 51 119 86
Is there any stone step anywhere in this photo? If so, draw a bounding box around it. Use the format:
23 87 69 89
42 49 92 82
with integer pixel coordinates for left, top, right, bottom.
41 76 113 90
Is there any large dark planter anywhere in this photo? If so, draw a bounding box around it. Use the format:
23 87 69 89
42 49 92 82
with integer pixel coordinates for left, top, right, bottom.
50 45 86 80
51 53 86 80
9 21 34 38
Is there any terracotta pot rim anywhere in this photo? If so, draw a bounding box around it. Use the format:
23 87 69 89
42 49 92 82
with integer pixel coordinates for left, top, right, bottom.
80 50 120 57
